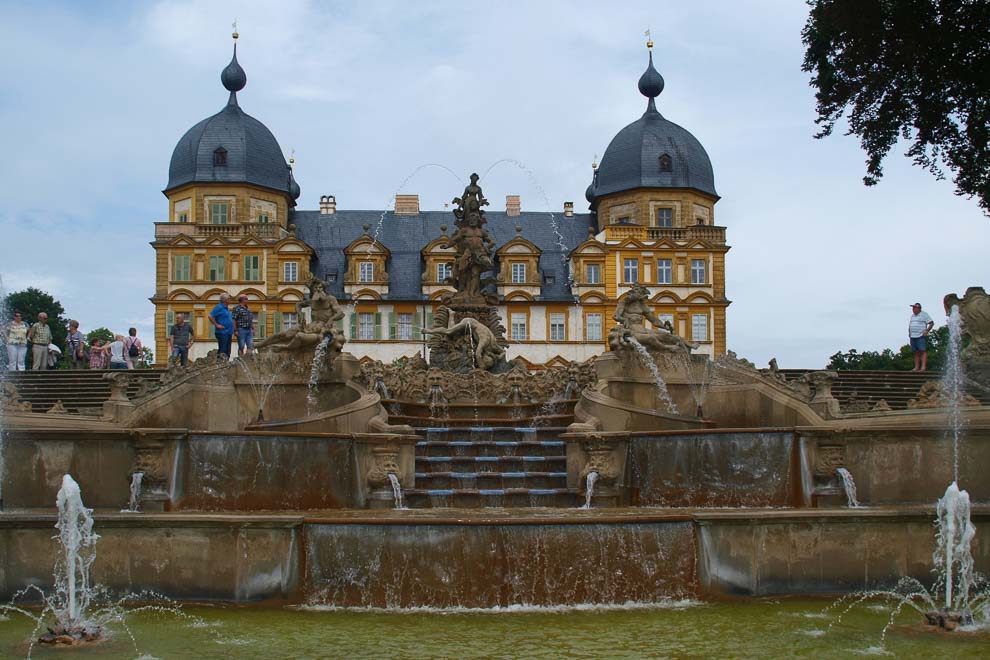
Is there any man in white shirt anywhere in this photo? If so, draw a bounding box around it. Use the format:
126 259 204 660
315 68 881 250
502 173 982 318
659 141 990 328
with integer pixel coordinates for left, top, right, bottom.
908 302 935 372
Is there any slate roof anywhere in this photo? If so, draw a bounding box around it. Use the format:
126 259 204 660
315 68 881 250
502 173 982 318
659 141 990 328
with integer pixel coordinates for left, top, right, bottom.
293 209 596 302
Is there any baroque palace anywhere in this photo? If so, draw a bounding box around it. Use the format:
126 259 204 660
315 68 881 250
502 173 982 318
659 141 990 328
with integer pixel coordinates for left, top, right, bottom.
152 35 729 365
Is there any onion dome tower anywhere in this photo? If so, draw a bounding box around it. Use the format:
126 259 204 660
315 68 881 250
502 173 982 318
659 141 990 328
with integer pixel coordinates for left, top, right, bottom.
165 31 296 200
589 45 717 201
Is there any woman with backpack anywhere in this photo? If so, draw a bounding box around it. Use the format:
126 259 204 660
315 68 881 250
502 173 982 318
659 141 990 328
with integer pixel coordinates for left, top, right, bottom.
124 327 143 369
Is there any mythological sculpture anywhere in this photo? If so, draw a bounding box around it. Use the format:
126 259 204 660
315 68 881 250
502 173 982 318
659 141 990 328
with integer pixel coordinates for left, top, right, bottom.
424 315 506 371
445 173 498 306
608 284 697 355
945 287 990 361
255 277 346 353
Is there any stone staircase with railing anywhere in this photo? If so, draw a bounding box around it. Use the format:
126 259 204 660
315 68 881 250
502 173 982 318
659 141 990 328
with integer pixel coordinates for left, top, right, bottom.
779 369 990 411
5 369 165 414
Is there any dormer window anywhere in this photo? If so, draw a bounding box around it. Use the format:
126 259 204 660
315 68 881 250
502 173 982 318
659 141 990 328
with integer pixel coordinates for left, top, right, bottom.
659 154 672 172
213 147 228 166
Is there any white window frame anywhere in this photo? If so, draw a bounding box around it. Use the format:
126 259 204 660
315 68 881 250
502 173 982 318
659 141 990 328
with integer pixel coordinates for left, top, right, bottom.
691 259 707 284
549 313 566 342
359 262 375 283
511 263 527 284
623 258 638 283
358 313 375 340
284 261 299 282
655 207 673 227
437 262 452 282
657 313 675 331
210 202 228 225
397 313 413 340
283 312 298 330
510 313 528 341
585 313 602 341
692 314 709 341
656 259 672 285
585 263 601 285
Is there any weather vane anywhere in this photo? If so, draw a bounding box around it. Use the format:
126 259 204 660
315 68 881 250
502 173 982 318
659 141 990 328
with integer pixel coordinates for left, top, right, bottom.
232 19 238 40
644 28 653 50
289 148 296 167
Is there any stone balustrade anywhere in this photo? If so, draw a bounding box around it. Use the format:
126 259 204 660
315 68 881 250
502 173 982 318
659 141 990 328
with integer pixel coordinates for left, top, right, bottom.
154 222 284 241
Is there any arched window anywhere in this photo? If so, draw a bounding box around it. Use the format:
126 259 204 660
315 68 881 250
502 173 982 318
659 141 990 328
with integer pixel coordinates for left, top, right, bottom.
659 153 672 173
213 147 228 166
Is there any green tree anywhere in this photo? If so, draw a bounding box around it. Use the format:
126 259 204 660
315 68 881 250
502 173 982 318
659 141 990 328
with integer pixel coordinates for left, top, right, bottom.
802 0 990 214
86 327 114 345
827 325 949 370
139 346 154 368
4 287 70 368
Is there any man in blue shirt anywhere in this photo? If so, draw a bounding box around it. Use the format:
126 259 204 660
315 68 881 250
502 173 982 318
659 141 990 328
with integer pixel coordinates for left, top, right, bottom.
208 293 234 359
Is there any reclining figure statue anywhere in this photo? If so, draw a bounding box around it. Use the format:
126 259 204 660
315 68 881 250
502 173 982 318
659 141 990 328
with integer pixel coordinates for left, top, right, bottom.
608 283 697 355
255 277 346 353
423 316 505 371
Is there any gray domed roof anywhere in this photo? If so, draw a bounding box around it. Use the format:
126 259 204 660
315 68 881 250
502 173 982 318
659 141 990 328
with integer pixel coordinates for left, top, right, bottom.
592 52 717 199
165 43 294 197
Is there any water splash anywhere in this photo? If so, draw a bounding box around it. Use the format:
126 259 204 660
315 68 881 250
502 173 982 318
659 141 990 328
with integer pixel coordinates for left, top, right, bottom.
0 274 8 509
236 353 285 422
387 473 406 510
934 481 977 612
306 335 333 413
835 467 860 508
944 305 966 482
427 385 449 422
369 164 464 256
683 354 714 417
123 472 144 513
54 475 99 630
581 471 599 509
625 337 677 414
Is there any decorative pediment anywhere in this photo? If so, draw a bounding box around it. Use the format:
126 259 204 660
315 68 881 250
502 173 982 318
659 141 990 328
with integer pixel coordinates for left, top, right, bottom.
205 237 228 247
504 291 536 302
650 290 682 304
650 238 680 250
496 235 541 257
279 288 305 302
275 237 315 255
351 288 383 300
614 237 650 250
240 237 264 247
345 234 391 259
545 355 572 368
571 241 606 256
687 292 715 303
166 236 196 247
685 239 713 250
234 287 266 301
166 288 196 301
579 292 606 303
421 236 457 256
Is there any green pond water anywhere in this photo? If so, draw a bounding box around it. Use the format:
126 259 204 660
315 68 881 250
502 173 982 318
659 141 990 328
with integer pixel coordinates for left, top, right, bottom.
1 598 987 659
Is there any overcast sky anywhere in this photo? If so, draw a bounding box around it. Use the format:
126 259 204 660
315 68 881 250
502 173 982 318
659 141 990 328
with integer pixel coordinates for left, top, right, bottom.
0 0 985 367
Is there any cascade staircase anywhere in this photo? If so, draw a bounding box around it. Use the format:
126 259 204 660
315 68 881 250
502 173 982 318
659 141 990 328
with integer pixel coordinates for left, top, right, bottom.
778 369 990 411
385 399 579 508
5 369 165 414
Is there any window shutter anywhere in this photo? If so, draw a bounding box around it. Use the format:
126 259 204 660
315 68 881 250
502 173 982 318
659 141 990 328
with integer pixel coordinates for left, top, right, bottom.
335 317 344 334
258 310 266 339
388 312 396 340
425 310 434 332
412 309 422 340
374 312 382 340
274 311 282 334
165 310 174 330
349 313 357 339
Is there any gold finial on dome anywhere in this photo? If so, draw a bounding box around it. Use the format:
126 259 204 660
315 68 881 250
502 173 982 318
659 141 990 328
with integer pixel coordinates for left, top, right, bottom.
592 154 598 170
289 148 296 168
645 28 653 51
232 19 239 40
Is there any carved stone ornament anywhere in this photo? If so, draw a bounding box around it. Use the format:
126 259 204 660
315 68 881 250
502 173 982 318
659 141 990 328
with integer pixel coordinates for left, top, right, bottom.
814 444 846 478
46 400 68 414
908 380 979 409
103 372 131 402
580 434 620 486
945 287 990 362
0 382 33 413
367 443 401 488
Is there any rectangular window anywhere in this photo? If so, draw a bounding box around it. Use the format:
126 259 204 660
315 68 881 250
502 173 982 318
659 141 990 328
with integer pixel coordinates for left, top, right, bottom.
550 312 566 341
510 313 528 341
658 313 675 332
283 312 298 329
656 208 673 227
283 261 298 282
210 202 229 225
208 255 225 282
656 259 672 284
511 263 527 284
437 262 452 282
691 259 707 284
257 213 270 223
397 313 413 340
243 255 260 281
692 314 709 341
623 258 639 283
173 255 191 281
585 313 602 341
585 263 601 284
358 312 375 340
178 212 188 224
359 262 374 283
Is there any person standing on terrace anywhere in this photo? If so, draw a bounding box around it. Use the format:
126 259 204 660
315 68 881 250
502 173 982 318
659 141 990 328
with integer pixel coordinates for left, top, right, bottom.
908 302 934 372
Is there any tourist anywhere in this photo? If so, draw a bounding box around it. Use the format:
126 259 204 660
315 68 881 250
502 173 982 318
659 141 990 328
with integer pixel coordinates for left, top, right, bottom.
232 294 254 357
4 310 29 371
103 334 128 370
123 327 143 370
27 312 52 371
66 320 85 370
208 294 234 359
908 302 935 372
88 338 108 370
168 312 194 367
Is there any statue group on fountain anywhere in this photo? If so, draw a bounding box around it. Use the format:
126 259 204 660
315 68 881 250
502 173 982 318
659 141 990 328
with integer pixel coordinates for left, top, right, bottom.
608 283 697 355
254 276 347 355
443 172 498 307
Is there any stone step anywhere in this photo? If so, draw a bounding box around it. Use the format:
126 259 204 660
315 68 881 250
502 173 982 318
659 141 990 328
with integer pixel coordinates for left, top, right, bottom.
414 471 568 490
404 488 577 509
391 414 574 428
416 440 567 458
415 456 567 476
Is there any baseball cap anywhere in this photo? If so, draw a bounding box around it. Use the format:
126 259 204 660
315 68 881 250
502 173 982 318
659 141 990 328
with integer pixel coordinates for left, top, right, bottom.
911 302 921 307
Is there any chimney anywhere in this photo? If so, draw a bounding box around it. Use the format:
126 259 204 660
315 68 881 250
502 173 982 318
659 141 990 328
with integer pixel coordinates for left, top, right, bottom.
394 194 420 215
506 195 521 217
319 195 336 215
563 201 574 218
